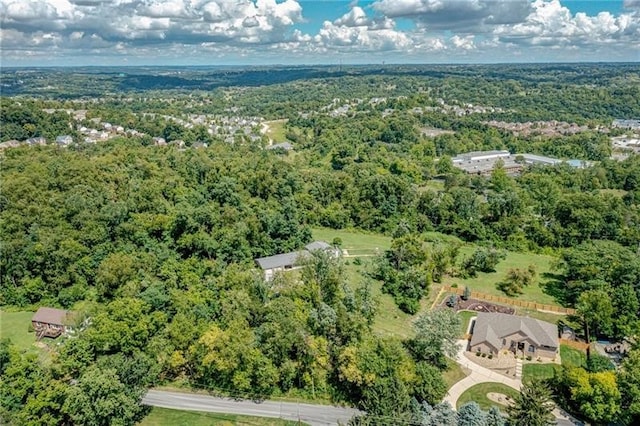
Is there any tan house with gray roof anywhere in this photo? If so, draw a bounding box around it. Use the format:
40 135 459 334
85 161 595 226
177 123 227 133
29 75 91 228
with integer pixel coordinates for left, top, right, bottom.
469 312 558 358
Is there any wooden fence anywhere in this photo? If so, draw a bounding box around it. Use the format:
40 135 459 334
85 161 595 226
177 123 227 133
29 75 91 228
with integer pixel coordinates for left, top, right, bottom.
442 285 576 315
559 338 589 351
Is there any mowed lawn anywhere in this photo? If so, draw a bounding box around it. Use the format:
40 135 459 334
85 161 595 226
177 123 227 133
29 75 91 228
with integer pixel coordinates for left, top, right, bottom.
139 407 302 426
457 383 519 410
457 310 476 337
0 310 37 352
522 344 587 381
311 227 391 255
443 361 469 389
448 249 559 306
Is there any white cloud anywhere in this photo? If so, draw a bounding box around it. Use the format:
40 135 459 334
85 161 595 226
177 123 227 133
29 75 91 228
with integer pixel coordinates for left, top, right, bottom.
493 0 640 48
314 6 411 52
334 6 369 27
450 34 475 50
0 0 638 64
372 0 533 31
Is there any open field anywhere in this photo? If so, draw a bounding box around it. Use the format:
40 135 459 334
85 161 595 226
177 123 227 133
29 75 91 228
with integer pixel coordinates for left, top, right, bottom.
448 249 559 306
264 119 289 143
456 383 519 410
139 407 302 426
0 310 37 352
312 227 566 339
342 261 414 338
311 227 391 255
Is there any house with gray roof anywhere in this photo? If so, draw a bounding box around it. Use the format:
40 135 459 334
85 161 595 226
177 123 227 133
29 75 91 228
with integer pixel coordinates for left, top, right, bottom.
469 312 558 358
255 241 340 281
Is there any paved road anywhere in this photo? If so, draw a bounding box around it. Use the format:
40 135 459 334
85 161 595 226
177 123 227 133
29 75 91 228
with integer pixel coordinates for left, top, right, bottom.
142 389 361 426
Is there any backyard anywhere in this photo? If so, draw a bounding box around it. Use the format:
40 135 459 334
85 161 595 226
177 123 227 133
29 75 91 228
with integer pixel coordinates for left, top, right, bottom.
522 344 587 381
448 249 559 306
0 310 38 352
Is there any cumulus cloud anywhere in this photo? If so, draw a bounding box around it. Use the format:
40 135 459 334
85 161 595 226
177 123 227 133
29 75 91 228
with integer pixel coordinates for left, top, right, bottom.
314 6 411 52
450 34 475 50
493 0 640 48
0 0 638 64
372 0 533 31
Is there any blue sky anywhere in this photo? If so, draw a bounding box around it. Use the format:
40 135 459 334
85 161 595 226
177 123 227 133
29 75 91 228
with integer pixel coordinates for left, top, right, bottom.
1 0 638 66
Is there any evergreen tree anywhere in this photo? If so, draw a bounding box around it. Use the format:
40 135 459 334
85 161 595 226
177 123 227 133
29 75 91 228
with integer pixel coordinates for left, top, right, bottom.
507 379 555 426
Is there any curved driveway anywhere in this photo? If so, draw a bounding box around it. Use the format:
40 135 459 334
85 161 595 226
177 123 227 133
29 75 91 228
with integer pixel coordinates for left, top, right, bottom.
444 339 522 408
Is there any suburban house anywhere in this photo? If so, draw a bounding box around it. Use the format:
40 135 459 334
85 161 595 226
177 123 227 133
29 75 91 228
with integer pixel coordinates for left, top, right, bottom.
469 312 558 358
56 135 73 146
255 241 340 281
31 307 78 340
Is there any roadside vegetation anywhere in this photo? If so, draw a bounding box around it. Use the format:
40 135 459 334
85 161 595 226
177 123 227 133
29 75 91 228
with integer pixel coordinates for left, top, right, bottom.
139 407 302 426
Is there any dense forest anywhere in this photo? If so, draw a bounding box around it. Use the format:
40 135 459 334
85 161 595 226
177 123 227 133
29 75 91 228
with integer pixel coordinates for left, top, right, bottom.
1 64 640 425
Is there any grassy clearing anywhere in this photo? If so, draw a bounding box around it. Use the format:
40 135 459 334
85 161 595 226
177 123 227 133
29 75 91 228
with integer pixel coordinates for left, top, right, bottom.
448 249 559 306
138 407 301 426
264 119 289 143
342 261 414 338
443 361 469 389
456 383 519 411
311 227 391 255
0 310 37 352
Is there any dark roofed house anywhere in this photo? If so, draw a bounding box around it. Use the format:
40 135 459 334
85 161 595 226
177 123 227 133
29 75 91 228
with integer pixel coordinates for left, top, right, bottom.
32 307 77 340
469 312 558 359
255 241 339 281
305 241 331 251
255 251 306 281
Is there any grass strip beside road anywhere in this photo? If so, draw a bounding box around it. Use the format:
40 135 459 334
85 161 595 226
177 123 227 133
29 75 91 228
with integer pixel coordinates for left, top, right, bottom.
139 407 303 426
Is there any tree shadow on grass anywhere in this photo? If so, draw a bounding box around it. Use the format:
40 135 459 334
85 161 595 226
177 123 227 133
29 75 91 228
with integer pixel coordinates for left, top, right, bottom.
539 272 570 306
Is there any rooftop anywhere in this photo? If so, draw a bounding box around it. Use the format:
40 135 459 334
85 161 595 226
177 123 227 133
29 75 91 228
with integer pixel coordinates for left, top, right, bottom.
470 312 558 351
32 307 74 326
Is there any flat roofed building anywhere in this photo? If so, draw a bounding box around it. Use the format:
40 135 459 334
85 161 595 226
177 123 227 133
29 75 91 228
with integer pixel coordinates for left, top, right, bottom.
453 154 523 176
452 150 511 163
521 153 563 166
